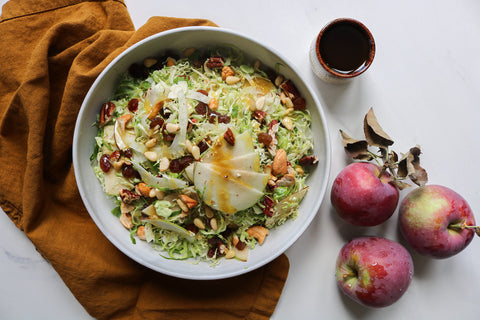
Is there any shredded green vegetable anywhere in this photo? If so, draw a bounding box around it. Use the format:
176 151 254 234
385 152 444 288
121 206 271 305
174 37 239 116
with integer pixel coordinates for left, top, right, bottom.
91 45 318 264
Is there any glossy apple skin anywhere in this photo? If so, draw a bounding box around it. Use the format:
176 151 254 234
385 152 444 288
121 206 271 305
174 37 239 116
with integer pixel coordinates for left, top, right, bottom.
331 162 399 226
399 185 476 258
336 237 414 308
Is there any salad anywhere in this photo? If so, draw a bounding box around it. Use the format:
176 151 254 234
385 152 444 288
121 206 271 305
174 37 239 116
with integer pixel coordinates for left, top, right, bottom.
91 46 318 263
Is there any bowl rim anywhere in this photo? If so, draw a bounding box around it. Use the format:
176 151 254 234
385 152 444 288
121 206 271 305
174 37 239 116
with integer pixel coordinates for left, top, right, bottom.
72 26 331 280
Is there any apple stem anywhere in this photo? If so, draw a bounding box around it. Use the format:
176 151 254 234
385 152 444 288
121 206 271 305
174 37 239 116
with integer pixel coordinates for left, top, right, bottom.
448 222 480 237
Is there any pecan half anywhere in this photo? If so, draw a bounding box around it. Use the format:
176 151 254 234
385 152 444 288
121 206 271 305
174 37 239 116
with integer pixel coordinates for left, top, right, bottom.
119 189 140 204
206 56 224 69
224 128 235 146
99 102 116 127
280 79 300 99
299 155 319 167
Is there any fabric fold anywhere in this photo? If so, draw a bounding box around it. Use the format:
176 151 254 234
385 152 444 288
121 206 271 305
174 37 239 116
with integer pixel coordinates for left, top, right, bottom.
0 0 289 319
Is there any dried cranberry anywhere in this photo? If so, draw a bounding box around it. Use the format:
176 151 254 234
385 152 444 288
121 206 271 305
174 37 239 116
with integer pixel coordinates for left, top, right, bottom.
123 148 133 159
195 101 208 115
169 156 195 173
162 132 176 142
121 164 136 179
185 224 199 234
197 140 209 154
207 236 224 247
150 117 164 129
235 241 247 250
207 247 218 258
292 97 306 111
127 99 139 112
128 63 149 79
208 111 230 124
99 154 111 173
257 132 272 146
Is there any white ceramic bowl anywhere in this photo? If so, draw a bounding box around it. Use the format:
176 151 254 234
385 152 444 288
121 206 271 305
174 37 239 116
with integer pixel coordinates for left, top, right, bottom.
73 27 331 280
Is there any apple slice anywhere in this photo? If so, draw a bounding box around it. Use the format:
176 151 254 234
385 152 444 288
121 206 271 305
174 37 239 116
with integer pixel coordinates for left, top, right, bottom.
233 245 249 262
132 160 187 190
145 219 195 241
202 130 256 164
212 152 260 171
194 162 266 214
103 168 133 195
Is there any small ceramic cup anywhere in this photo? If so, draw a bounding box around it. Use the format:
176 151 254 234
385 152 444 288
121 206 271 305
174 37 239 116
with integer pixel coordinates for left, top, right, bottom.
309 18 375 84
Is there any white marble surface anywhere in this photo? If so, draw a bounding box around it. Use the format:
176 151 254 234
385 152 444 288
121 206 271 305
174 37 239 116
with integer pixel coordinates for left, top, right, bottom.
1 0 480 319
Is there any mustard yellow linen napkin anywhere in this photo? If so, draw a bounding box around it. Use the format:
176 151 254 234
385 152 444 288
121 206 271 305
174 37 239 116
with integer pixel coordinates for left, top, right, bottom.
0 1 289 319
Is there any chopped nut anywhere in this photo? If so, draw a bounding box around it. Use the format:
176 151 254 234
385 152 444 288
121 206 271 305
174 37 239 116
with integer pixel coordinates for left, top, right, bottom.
145 137 157 148
263 164 272 175
120 212 133 229
120 201 134 214
99 102 116 127
246 226 269 245
143 58 158 68
179 194 199 209
210 218 218 231
224 128 235 146
193 217 206 230
206 56 224 69
137 226 146 240
221 66 235 80
275 75 284 87
119 189 140 204
255 96 265 111
282 116 294 131
148 100 164 120
205 206 214 218
177 198 189 212
159 157 170 172
113 160 124 171
284 97 294 109
185 139 194 153
272 149 288 176
225 76 241 85
165 123 180 133
191 145 201 160
208 98 218 110
136 182 152 197
144 151 158 162
232 235 240 247
276 173 296 187
225 248 236 259
284 107 294 116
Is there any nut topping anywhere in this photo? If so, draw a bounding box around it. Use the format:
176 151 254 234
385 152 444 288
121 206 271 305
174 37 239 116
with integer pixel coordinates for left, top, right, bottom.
224 128 235 146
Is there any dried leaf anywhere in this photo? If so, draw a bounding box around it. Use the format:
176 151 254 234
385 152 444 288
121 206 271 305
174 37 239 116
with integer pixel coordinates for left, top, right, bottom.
398 146 428 186
391 179 411 190
363 108 394 149
340 130 372 160
475 227 480 237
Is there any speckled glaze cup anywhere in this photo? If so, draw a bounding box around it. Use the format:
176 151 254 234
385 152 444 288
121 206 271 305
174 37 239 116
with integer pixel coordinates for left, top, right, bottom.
309 18 375 84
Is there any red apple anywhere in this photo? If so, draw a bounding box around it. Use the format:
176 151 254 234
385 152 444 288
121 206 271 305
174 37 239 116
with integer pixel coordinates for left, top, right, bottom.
335 236 414 308
331 162 399 226
399 184 476 258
